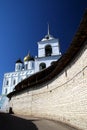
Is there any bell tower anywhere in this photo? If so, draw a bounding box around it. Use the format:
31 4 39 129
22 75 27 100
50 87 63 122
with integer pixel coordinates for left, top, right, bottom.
35 24 61 72
37 24 61 58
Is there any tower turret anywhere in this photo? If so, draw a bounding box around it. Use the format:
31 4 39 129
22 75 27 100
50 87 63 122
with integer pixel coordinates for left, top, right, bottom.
37 24 61 58
24 53 34 70
35 24 61 72
15 59 23 72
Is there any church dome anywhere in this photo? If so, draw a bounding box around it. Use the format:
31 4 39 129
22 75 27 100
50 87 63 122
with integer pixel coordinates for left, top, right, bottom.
24 53 34 62
16 59 23 64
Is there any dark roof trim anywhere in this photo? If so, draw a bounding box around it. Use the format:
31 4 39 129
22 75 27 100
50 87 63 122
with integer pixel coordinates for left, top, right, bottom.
16 59 23 63
7 10 87 98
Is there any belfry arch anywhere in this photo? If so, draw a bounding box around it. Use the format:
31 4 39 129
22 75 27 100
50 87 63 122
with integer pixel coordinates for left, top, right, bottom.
39 63 46 71
45 45 52 56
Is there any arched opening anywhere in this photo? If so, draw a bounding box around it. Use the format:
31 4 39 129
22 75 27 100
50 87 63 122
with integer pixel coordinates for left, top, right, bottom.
39 63 46 71
51 61 56 66
45 45 52 56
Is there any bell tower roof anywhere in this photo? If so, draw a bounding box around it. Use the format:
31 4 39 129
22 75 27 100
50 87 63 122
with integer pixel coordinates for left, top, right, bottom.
41 24 54 41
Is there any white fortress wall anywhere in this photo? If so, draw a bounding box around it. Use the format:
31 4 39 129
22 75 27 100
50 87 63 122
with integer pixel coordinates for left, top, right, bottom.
10 41 87 130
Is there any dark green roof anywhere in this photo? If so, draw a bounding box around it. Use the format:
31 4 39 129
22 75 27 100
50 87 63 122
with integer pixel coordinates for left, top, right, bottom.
16 59 23 63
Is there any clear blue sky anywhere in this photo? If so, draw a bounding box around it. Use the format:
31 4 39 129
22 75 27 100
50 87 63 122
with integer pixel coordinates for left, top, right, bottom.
0 0 87 94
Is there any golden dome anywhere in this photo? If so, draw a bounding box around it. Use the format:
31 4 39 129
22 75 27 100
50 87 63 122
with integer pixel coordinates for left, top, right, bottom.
24 53 34 62
24 54 31 62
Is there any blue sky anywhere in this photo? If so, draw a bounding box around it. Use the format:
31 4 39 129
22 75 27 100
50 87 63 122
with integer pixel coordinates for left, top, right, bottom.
0 0 87 94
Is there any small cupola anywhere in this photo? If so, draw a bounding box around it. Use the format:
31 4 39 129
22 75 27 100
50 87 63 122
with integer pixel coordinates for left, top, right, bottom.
15 58 23 72
24 53 34 62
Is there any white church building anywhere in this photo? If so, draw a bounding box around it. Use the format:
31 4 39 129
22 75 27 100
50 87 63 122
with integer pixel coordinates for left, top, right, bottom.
2 26 61 95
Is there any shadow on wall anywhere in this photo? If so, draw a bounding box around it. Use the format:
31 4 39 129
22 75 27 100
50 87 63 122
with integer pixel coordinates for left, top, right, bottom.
0 112 38 130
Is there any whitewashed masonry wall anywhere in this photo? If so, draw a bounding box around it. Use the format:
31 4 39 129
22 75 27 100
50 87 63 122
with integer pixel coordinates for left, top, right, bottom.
10 42 87 130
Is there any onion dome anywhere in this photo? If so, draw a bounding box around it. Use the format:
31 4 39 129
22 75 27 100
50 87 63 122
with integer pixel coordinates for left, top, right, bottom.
24 53 34 62
16 59 23 63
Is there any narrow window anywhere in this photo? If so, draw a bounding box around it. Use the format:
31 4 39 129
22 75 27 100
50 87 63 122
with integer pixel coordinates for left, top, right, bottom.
25 64 28 70
5 88 7 94
32 62 34 68
13 80 16 85
18 65 20 70
6 80 9 85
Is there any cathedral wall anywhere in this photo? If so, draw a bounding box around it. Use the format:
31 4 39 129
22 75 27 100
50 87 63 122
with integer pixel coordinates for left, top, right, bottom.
10 42 87 130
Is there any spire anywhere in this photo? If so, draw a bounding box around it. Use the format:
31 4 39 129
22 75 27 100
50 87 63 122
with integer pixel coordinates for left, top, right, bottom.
47 23 50 36
28 51 30 56
41 23 54 41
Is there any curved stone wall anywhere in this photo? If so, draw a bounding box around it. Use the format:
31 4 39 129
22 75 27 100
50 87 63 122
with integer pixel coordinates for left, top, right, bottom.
10 41 87 130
